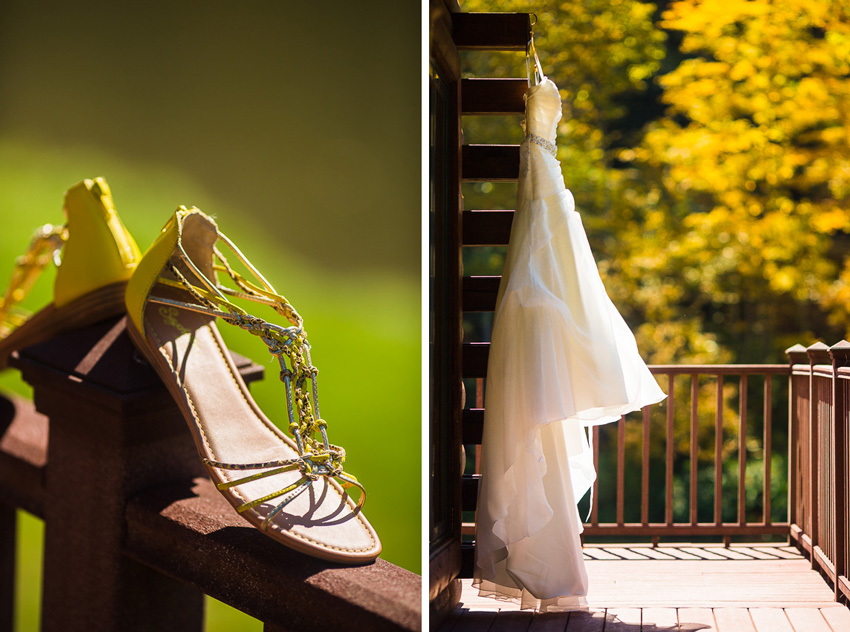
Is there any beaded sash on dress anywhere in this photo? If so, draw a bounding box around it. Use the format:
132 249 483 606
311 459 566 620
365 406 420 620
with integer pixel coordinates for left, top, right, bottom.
527 133 557 157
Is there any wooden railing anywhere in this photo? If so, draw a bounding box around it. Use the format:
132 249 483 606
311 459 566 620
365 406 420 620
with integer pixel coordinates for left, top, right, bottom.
461 342 850 605
582 364 790 540
0 318 420 632
461 352 800 577
461 356 790 545
787 341 850 603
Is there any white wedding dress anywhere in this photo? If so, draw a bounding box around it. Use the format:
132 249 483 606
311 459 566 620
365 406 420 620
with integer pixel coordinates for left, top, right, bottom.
473 75 666 611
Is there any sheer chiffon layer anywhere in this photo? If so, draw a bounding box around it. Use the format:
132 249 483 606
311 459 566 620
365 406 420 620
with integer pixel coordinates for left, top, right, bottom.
474 420 591 608
474 78 665 611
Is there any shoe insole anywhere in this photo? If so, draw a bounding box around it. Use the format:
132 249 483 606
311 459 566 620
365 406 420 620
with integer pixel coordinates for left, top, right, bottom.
143 301 380 560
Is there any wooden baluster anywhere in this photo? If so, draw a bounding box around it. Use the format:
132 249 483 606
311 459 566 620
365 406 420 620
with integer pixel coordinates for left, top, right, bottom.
739 374 748 526
715 374 724 527
829 341 850 601
617 416 625 527
690 374 698 526
845 378 850 601
591 425 600 527
666 374 675 527
807 341 830 568
642 405 650 528
786 344 810 546
475 377 484 474
764 375 773 526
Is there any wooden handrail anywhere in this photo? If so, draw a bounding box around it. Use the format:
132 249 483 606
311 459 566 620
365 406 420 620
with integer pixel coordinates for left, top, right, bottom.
0 318 420 632
787 341 850 603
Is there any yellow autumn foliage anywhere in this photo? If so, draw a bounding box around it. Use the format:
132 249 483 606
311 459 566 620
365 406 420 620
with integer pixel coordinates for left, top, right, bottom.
460 0 850 363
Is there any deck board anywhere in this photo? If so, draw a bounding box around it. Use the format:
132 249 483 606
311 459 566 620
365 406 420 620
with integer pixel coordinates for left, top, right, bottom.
582 548 623 561
449 609 499 631
526 612 569 632
784 608 833 632
821 606 850 631
489 610 533 631
607 607 642 629
713 608 756 631
729 547 779 560
753 546 802 560
600 547 652 561
640 607 679 631
698 547 754 560
750 608 794 632
678 547 728 561
561 610 608 631
439 544 850 631
678 607 717 631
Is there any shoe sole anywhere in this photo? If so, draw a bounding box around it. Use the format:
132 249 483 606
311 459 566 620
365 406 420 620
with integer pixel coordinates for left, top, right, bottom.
0 281 128 370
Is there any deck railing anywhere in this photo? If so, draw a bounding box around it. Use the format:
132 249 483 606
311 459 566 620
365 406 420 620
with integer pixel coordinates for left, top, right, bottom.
462 354 790 545
455 296 850 605
462 343 850 606
583 364 790 540
0 318 420 632
787 341 849 603
461 356 791 578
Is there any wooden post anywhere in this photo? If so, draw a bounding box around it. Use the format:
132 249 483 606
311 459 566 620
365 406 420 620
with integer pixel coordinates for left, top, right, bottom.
0 396 15 632
807 342 830 568
429 0 465 621
786 344 809 544
0 502 14 632
11 318 207 632
829 341 850 601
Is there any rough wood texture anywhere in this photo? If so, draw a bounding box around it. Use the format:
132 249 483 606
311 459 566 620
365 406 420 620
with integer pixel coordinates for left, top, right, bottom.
2 318 420 631
14 318 206 632
125 478 421 632
0 396 46 517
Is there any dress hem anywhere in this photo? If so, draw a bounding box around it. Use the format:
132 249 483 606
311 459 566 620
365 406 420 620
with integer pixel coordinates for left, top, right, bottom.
472 578 590 613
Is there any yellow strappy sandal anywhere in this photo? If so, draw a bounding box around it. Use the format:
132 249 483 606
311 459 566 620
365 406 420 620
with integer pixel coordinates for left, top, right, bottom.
0 178 140 368
124 207 381 564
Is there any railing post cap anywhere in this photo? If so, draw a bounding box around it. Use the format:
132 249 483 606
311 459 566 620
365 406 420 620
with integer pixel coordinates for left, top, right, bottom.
829 339 850 365
785 343 809 364
806 341 831 365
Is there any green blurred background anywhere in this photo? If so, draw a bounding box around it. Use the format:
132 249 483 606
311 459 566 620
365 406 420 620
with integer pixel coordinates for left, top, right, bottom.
0 2 421 629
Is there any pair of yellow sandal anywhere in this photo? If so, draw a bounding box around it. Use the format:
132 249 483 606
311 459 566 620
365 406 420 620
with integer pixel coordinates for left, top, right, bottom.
0 178 380 564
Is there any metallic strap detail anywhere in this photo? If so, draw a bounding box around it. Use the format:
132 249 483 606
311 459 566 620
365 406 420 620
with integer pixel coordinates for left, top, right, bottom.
527 133 557 157
0 224 67 338
148 210 365 521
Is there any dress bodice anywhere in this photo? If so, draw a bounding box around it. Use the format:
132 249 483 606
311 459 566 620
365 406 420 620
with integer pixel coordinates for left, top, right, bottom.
524 78 562 142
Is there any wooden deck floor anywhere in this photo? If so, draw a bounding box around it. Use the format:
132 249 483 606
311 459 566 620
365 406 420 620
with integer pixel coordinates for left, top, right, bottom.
438 544 850 631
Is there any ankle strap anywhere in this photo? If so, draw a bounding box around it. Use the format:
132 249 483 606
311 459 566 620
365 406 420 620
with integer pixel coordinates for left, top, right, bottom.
0 224 67 336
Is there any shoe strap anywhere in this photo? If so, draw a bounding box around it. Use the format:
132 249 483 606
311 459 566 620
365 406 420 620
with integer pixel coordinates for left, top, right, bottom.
0 224 67 337
148 227 365 512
